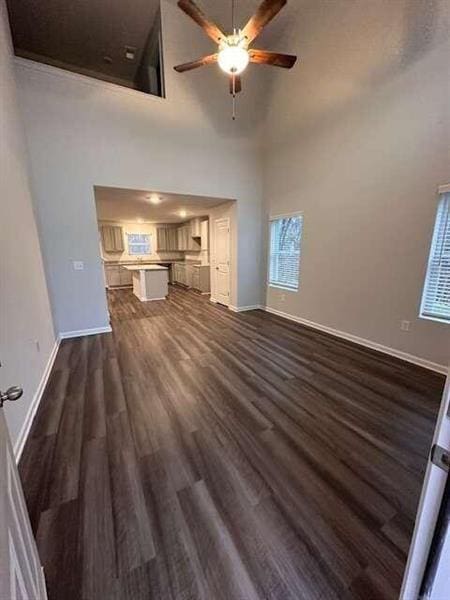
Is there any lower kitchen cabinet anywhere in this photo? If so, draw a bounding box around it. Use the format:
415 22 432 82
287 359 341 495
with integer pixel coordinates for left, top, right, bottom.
192 265 210 293
119 266 133 286
173 263 186 286
104 265 120 287
104 264 133 288
173 263 210 293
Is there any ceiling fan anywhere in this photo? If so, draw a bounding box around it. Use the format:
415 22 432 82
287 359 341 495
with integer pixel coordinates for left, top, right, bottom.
174 0 297 118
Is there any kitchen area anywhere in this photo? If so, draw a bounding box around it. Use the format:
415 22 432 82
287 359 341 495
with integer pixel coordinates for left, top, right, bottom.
100 216 211 300
94 186 226 304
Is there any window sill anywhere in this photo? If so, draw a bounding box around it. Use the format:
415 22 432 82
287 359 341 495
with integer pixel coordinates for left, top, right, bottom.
268 284 299 293
419 314 450 325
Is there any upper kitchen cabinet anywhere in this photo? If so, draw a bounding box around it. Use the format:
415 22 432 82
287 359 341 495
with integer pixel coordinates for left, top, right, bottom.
156 226 178 251
200 220 209 250
190 218 202 238
101 225 124 253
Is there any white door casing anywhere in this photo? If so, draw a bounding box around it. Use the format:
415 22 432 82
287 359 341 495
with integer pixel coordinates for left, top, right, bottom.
0 408 47 599
401 368 450 599
213 218 230 306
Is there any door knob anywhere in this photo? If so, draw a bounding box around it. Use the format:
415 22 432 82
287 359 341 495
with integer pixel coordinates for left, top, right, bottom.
0 386 23 408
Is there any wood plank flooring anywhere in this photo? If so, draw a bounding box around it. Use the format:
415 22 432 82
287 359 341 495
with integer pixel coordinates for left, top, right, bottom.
19 286 445 599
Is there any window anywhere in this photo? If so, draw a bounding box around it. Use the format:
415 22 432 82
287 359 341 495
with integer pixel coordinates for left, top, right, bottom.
268 214 303 291
127 233 151 255
420 191 450 323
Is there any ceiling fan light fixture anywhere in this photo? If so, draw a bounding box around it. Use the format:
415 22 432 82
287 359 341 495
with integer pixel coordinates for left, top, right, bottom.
218 39 249 75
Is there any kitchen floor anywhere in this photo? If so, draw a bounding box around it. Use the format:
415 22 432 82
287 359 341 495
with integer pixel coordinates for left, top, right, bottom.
19 286 444 599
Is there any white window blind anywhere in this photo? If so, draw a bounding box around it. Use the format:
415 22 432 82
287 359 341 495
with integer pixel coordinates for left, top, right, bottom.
420 192 450 322
269 215 303 290
127 233 151 255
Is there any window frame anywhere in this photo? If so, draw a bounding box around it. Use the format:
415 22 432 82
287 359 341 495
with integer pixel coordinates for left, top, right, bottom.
267 211 303 292
419 187 450 324
126 232 152 256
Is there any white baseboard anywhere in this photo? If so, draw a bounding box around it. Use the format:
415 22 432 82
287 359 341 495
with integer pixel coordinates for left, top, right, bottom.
59 325 112 339
229 304 265 313
263 306 448 375
14 337 61 460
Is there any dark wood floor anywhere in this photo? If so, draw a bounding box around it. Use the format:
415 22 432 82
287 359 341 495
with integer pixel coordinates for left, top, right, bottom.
20 286 444 600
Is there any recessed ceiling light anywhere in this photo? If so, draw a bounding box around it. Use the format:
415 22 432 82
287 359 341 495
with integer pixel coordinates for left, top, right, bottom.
148 194 161 205
179 210 187 218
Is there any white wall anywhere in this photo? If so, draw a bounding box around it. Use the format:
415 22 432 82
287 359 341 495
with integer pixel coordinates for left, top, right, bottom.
0 0 56 451
263 0 449 368
15 0 264 336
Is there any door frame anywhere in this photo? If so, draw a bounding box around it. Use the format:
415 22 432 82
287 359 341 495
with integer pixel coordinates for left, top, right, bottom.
212 217 231 307
401 368 450 598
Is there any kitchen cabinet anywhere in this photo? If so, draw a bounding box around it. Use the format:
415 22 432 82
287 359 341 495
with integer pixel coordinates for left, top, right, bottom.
104 264 133 287
177 226 190 251
156 227 167 251
176 228 184 251
156 227 178 251
185 264 195 287
104 265 120 287
192 266 210 293
101 225 124 252
190 218 202 238
173 263 209 292
167 228 178 250
173 220 206 252
200 220 209 250
188 234 201 251
173 263 187 286
119 266 133 286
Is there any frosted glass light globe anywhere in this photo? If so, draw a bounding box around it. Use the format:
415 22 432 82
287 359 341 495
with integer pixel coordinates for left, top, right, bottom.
218 45 249 75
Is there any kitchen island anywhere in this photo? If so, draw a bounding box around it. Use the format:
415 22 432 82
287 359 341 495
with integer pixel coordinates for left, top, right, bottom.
124 264 168 301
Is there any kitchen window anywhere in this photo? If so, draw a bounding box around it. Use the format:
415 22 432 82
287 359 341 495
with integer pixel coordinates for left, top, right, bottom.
420 190 450 323
268 214 303 291
127 233 151 255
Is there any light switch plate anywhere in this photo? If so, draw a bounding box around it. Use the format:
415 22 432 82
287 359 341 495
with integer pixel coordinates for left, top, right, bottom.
73 261 84 271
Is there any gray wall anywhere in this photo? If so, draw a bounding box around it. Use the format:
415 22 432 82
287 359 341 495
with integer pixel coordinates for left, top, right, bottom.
263 0 449 367
0 0 55 449
14 0 265 336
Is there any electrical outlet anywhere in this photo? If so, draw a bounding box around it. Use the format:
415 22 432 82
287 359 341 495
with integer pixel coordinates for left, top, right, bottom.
72 260 84 271
400 320 411 331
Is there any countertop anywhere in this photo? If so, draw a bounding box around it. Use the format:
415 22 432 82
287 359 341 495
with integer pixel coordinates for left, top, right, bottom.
102 259 201 265
124 265 168 271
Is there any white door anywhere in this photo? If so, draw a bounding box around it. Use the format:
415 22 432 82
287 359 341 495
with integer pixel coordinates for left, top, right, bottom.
401 368 450 599
214 218 230 306
0 389 47 599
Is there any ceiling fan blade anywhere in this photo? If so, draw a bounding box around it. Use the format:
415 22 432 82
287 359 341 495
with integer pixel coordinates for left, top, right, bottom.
229 75 242 95
241 0 287 44
174 53 218 72
177 0 225 43
249 49 297 68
